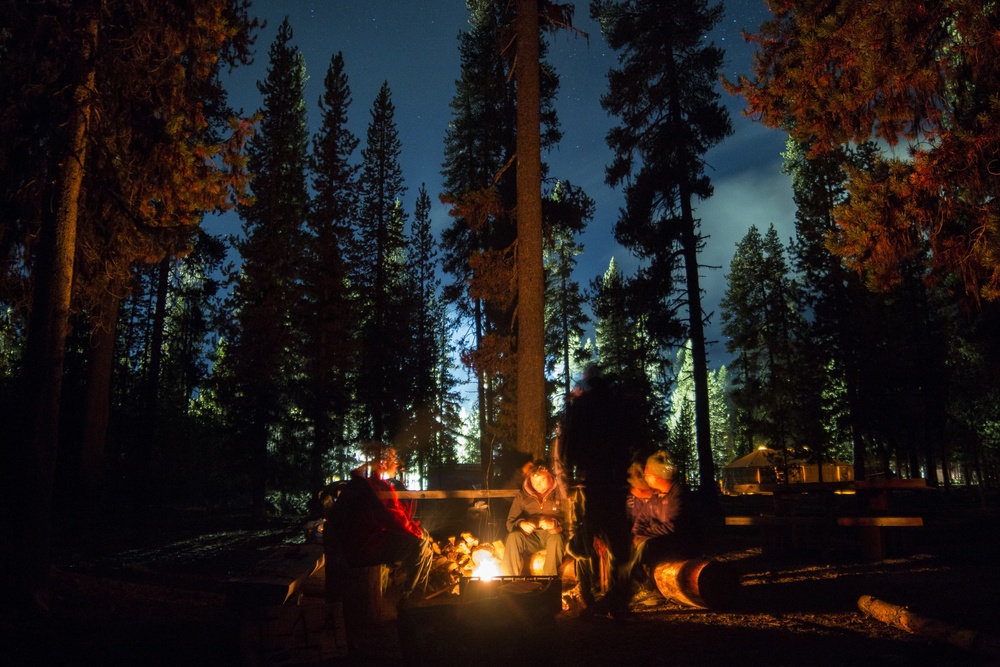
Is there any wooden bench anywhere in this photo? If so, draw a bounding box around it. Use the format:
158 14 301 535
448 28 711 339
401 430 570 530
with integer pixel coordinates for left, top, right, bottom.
725 515 924 560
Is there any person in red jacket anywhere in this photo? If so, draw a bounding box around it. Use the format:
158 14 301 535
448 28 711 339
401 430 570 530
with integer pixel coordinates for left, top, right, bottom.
501 460 566 577
327 443 433 601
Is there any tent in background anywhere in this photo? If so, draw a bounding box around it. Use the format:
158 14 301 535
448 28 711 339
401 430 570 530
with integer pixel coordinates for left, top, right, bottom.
721 448 853 495
721 448 785 495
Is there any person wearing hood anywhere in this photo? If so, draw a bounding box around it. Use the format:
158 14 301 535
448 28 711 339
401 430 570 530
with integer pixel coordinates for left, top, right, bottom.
326 443 433 603
501 460 566 577
626 450 700 601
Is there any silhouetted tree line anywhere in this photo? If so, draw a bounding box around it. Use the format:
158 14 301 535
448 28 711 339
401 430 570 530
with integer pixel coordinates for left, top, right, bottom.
724 0 1000 489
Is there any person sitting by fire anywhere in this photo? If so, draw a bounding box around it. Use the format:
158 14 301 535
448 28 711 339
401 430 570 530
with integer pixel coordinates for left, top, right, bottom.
556 365 648 618
501 460 567 578
625 450 700 601
325 442 434 603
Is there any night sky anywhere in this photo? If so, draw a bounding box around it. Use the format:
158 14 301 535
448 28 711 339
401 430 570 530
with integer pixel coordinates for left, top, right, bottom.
217 0 793 378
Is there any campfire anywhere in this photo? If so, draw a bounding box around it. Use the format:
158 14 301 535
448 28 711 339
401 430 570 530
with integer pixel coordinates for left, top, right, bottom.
426 532 505 597
420 531 572 617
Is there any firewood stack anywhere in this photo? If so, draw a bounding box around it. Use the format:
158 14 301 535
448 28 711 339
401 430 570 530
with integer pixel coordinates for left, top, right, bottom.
425 532 506 598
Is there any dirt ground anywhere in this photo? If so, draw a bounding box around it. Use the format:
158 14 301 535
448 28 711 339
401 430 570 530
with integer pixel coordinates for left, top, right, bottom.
4 496 1000 666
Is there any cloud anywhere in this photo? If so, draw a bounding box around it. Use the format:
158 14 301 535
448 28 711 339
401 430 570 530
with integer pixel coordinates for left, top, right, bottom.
699 157 797 365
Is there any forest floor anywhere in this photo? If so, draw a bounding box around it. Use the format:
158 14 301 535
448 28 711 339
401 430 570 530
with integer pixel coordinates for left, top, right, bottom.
4 492 1000 666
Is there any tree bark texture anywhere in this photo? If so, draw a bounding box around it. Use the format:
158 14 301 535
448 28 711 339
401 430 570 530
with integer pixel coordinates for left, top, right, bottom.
515 0 546 461
13 15 98 605
79 290 121 536
653 558 740 609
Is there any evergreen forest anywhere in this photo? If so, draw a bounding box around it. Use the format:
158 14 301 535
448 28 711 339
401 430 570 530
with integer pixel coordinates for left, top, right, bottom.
2 0 999 609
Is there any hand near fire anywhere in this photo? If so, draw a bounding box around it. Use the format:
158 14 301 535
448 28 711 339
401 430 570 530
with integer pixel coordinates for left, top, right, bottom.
519 517 560 534
538 517 560 533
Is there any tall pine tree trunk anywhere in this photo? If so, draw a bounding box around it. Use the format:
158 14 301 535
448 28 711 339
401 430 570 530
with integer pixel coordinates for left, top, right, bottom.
79 290 120 541
665 35 715 502
10 14 97 608
681 211 716 500
475 298 490 484
515 0 546 461
130 257 169 508
840 294 867 481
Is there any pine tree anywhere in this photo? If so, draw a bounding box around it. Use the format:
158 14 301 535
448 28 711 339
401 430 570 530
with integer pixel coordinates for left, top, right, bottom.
721 225 809 456
709 364 734 470
543 181 592 417
225 17 310 517
301 50 360 484
592 0 732 495
352 82 408 443
668 341 733 484
759 225 813 452
592 258 638 380
407 186 440 403
592 258 666 442
720 226 765 452
784 138 881 478
515 0 546 462
783 137 954 480
400 184 459 481
439 4 510 476
440 1 565 478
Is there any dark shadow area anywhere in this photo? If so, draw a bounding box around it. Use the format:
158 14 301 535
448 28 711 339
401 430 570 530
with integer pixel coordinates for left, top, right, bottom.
3 492 997 666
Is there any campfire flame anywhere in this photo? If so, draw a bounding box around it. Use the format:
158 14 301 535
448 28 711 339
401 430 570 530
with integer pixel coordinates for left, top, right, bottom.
426 532 509 595
470 549 502 580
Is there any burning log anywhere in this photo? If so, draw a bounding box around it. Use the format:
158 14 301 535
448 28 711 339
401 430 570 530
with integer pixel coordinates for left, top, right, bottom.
858 595 1000 659
424 533 507 599
652 558 740 609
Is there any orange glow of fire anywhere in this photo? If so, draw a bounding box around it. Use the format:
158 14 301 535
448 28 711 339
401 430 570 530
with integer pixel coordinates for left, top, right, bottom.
470 550 502 580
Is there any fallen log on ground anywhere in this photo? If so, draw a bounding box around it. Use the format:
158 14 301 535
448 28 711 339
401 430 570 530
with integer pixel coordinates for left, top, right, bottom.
858 595 1000 659
653 558 740 609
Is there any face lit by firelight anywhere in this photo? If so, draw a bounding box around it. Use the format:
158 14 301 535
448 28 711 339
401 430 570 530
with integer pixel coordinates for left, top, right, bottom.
530 469 552 494
644 471 672 494
379 448 401 478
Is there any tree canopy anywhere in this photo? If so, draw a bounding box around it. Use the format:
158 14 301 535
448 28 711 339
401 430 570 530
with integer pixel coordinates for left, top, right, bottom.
728 0 1000 301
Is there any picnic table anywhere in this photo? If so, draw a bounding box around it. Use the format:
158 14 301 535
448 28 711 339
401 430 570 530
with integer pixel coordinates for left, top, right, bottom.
725 478 931 559
393 489 517 500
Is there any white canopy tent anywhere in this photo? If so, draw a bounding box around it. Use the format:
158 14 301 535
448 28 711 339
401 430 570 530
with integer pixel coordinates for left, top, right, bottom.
721 448 853 495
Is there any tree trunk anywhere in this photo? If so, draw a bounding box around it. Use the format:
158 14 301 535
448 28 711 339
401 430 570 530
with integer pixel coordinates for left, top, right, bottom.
858 595 1000 659
515 0 546 461
79 290 121 540
653 558 740 609
11 14 97 607
681 220 716 500
661 29 716 502
475 298 490 485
